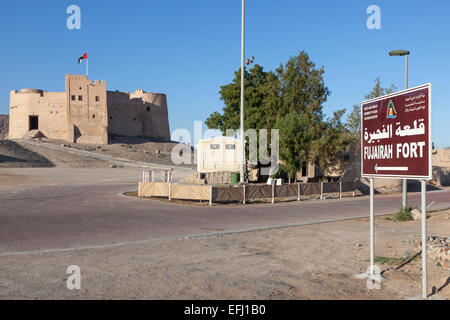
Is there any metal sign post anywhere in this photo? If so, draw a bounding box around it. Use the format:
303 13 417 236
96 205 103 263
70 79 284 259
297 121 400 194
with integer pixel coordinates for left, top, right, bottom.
358 84 432 299
370 178 374 276
421 180 427 299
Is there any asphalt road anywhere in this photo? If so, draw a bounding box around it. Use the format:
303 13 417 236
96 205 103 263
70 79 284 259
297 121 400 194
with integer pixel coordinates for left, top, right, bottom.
1 183 449 255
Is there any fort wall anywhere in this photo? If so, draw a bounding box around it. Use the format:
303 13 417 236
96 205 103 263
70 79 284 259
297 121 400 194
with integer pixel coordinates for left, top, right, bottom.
65 75 108 144
9 89 67 140
107 89 170 141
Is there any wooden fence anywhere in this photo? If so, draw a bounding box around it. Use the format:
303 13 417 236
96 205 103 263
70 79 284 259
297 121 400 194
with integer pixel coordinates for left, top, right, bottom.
139 181 356 206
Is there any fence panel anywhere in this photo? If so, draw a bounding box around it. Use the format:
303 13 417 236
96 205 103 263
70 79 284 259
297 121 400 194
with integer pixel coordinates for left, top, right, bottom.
323 182 340 194
246 185 272 201
139 182 170 198
171 185 210 201
300 183 321 196
212 186 244 202
342 181 356 193
275 184 298 198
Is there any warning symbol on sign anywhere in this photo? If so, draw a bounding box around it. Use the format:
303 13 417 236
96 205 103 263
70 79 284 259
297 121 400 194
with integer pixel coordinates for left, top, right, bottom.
386 100 397 119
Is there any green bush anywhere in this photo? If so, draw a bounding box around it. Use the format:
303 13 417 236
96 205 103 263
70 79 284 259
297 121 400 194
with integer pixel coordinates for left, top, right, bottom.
393 207 414 222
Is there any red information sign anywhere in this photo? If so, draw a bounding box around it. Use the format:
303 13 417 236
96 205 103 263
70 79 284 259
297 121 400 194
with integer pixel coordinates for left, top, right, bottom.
361 84 432 180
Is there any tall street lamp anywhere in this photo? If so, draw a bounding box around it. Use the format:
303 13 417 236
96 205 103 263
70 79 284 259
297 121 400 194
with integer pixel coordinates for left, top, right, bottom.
389 49 410 209
240 0 245 183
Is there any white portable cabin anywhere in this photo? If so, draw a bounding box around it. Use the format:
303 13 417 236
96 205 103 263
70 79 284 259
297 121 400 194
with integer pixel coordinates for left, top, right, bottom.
196 136 242 173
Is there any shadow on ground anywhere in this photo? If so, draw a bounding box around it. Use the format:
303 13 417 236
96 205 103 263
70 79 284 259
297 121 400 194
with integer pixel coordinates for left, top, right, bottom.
0 140 54 168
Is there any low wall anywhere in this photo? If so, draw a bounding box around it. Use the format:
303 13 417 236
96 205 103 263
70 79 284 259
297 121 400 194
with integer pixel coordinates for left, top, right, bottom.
138 182 170 198
138 181 356 205
171 185 210 201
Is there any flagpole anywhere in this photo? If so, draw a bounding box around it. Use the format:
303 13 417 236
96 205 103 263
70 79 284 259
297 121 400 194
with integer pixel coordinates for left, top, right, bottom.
86 59 89 78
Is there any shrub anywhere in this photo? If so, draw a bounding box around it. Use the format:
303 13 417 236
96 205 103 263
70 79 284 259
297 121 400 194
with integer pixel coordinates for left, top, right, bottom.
393 207 414 222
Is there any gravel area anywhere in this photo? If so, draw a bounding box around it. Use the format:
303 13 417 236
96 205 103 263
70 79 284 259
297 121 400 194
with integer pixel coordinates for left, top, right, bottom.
0 210 448 300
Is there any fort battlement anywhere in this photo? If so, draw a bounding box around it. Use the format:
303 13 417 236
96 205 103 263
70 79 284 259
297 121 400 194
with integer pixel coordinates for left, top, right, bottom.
65 74 106 86
92 79 106 85
12 89 45 95
131 89 166 97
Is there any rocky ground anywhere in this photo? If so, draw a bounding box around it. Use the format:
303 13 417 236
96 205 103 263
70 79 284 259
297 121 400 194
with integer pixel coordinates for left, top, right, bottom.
0 139 111 168
0 115 8 140
0 140 55 168
0 210 448 300
41 135 194 168
0 136 194 169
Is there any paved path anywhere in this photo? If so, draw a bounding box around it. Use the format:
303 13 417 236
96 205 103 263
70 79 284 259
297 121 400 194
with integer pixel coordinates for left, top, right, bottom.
1 184 449 255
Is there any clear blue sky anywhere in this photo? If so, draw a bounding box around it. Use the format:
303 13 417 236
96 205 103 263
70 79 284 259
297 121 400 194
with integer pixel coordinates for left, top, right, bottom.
1 0 449 147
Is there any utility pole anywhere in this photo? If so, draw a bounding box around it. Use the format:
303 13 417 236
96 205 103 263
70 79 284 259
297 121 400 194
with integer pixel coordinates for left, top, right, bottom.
240 0 245 183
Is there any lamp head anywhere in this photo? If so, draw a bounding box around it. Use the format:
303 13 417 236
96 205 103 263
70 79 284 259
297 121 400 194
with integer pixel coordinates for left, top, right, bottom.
389 50 410 56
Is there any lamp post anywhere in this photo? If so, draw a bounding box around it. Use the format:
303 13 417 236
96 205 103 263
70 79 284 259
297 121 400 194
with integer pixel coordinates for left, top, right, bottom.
389 49 410 209
240 0 245 183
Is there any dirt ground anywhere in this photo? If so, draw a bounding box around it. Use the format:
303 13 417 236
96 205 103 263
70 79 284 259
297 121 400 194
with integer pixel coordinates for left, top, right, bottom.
41 136 194 168
0 140 54 168
0 135 195 169
0 139 111 168
0 210 448 300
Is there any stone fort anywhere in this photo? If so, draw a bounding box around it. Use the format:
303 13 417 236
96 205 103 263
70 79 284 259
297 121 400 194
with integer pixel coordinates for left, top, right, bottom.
9 74 171 144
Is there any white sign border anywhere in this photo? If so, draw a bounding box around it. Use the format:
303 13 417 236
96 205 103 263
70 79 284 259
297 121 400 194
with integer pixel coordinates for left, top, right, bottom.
360 83 432 180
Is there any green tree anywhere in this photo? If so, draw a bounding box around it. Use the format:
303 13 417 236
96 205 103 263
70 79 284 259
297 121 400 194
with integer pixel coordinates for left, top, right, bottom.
275 112 315 182
313 109 350 169
275 51 329 123
345 78 398 144
365 77 397 100
206 51 329 134
205 64 270 133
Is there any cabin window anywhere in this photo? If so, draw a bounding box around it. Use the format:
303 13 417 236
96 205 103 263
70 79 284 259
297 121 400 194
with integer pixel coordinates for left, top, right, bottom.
210 144 220 150
225 144 235 150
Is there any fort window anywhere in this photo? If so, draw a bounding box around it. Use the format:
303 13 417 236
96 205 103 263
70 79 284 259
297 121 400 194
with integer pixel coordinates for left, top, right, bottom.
147 107 150 112
78 95 83 101
95 96 100 102
29 116 39 131
71 95 76 101
92 114 96 119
